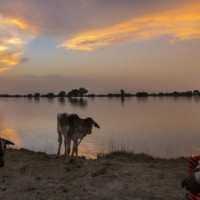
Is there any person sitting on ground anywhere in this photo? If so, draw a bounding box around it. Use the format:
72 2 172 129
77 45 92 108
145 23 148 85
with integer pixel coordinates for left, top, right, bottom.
182 155 200 199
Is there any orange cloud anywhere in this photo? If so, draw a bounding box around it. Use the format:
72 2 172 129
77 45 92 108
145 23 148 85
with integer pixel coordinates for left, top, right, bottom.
0 16 31 73
0 66 9 73
11 18 27 31
0 51 27 66
60 2 200 51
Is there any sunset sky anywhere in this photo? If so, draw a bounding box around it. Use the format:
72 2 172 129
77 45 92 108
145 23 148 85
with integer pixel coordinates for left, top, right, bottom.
0 0 200 94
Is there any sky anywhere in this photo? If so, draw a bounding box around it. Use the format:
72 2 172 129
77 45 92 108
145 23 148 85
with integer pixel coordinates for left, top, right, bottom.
0 0 200 94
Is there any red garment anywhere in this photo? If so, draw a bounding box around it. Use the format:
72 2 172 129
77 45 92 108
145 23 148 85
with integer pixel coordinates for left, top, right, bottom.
188 155 200 200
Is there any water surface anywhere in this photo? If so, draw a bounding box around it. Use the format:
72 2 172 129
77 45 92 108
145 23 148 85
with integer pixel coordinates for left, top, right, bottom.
0 96 200 158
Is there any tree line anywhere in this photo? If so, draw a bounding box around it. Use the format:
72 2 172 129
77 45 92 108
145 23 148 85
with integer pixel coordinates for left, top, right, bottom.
0 88 88 98
0 88 200 98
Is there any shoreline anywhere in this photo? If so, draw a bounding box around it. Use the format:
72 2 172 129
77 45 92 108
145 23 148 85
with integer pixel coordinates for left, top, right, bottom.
0 148 189 200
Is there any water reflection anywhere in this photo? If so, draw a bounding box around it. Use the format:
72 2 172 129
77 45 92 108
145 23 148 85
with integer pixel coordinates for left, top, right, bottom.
120 97 125 106
136 96 148 104
194 95 200 102
0 127 21 146
0 97 200 158
27 97 33 102
47 97 55 103
58 97 66 105
33 97 40 104
67 97 88 108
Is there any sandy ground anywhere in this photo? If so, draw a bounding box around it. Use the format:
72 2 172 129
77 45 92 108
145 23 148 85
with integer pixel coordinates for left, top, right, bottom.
0 149 189 200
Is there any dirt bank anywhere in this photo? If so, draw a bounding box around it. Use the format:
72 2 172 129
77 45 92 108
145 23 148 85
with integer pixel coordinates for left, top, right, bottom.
0 149 189 200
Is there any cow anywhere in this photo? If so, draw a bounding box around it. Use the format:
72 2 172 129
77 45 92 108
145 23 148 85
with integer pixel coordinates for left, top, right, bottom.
56 113 100 164
0 138 15 167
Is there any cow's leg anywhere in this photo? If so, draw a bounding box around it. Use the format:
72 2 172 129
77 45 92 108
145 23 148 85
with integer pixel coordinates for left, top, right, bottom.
72 140 78 158
75 141 78 157
71 142 75 158
64 137 71 165
56 130 62 158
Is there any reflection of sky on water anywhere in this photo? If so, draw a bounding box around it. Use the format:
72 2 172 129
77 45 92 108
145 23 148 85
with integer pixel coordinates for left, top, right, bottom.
0 97 200 158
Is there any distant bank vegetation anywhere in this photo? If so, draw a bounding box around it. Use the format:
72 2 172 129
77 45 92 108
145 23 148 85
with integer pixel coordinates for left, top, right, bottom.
0 88 200 98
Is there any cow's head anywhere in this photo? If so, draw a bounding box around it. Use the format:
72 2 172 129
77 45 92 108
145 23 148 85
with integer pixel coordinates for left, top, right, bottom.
84 117 100 135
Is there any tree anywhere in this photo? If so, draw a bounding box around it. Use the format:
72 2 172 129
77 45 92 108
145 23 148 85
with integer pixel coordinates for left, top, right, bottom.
27 94 33 98
136 92 148 97
120 89 125 96
58 91 66 97
67 89 80 97
46 92 55 98
67 88 88 97
34 93 40 98
79 88 88 97
193 90 200 96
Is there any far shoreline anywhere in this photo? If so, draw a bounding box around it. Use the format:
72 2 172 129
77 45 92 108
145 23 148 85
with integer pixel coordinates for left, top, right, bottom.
0 89 200 98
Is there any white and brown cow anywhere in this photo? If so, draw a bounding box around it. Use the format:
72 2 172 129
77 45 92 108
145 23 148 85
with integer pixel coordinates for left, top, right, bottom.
56 113 100 164
0 138 15 167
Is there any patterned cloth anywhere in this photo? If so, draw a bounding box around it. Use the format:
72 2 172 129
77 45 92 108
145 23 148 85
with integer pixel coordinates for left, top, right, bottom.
188 155 200 200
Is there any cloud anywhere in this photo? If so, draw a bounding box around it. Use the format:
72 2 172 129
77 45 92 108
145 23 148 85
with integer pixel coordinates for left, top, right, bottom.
0 15 31 72
0 51 28 65
0 0 199 58
0 66 9 72
60 1 200 51
0 0 177 72
0 0 187 37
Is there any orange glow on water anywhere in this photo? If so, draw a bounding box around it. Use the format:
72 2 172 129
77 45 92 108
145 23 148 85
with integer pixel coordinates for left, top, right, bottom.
0 128 21 146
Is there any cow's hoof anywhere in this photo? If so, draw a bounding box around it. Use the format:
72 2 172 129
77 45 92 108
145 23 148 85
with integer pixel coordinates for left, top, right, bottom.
0 160 5 167
65 165 70 171
70 157 76 163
